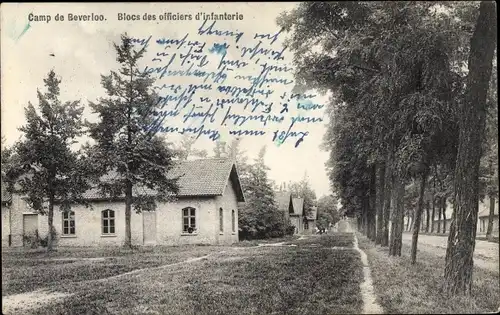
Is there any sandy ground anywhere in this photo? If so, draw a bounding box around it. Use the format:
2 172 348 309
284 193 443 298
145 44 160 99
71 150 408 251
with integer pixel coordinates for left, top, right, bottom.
2 290 73 315
402 233 499 273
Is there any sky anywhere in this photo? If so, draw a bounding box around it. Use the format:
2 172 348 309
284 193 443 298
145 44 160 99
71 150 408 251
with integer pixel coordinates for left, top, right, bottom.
1 3 333 198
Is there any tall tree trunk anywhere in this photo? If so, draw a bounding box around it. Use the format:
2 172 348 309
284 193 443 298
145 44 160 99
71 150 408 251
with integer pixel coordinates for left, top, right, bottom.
124 181 133 248
376 162 386 245
442 198 447 234
431 197 436 233
411 171 428 264
444 0 497 296
437 198 442 233
382 154 393 247
486 195 496 240
389 175 405 256
368 165 377 242
425 200 430 233
409 208 415 232
362 202 368 235
47 195 55 252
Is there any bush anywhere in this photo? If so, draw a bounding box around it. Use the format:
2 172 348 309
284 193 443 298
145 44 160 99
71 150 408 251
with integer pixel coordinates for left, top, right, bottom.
286 225 296 236
23 230 41 248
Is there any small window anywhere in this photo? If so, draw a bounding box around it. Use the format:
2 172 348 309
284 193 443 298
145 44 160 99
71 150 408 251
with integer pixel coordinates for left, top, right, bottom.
182 207 196 233
304 220 309 230
219 208 224 232
102 209 115 235
62 211 75 235
231 209 236 233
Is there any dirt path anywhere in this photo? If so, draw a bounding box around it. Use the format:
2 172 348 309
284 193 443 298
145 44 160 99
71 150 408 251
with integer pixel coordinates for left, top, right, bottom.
352 227 384 314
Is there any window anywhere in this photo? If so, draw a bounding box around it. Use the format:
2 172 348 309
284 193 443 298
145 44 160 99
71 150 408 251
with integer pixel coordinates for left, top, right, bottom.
219 208 224 233
182 207 196 233
62 211 75 235
231 209 236 233
304 220 309 230
102 209 115 235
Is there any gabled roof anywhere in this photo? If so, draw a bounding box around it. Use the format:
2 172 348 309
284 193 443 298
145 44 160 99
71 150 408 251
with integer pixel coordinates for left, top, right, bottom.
275 191 292 213
291 198 304 216
81 158 245 202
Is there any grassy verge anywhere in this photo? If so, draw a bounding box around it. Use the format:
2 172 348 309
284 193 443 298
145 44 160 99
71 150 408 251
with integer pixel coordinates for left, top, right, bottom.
11 234 364 315
1 246 220 296
358 234 499 314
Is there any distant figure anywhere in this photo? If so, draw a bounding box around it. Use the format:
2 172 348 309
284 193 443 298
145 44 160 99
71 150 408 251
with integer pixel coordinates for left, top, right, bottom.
325 228 328 234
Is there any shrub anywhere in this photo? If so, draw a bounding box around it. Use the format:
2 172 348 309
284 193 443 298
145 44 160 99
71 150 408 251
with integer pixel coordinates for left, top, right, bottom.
23 230 41 248
286 225 296 236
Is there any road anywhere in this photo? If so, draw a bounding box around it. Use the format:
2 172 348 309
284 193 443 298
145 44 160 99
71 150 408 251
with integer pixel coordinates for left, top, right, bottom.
402 233 499 273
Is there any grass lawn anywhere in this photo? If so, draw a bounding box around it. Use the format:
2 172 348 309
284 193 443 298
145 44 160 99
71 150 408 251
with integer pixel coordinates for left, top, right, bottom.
3 234 364 315
358 234 499 314
1 246 222 296
235 234 300 247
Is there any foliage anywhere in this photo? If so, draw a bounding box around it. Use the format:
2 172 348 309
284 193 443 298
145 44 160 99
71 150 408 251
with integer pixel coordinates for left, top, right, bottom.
85 34 180 247
238 146 287 239
278 3 473 247
173 135 208 160
316 195 340 229
13 70 89 251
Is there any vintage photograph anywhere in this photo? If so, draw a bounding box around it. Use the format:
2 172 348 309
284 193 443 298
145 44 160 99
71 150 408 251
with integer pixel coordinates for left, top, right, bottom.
1 2 498 314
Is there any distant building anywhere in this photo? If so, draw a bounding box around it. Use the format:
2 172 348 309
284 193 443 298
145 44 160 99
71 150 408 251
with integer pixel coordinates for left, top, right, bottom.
291 198 304 234
302 205 317 235
430 199 498 237
477 199 499 237
274 191 293 225
1 158 245 247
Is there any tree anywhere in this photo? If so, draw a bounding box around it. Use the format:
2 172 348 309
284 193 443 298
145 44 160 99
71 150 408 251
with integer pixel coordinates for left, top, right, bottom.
317 195 340 230
376 163 385 244
86 34 180 249
213 139 227 158
238 146 286 239
483 58 498 241
278 2 467 259
14 70 89 251
444 1 497 295
174 135 208 160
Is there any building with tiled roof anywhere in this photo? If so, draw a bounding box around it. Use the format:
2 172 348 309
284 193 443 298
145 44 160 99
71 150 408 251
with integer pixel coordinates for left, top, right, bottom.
81 158 245 201
274 191 293 225
302 205 318 235
290 197 304 234
2 158 245 247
